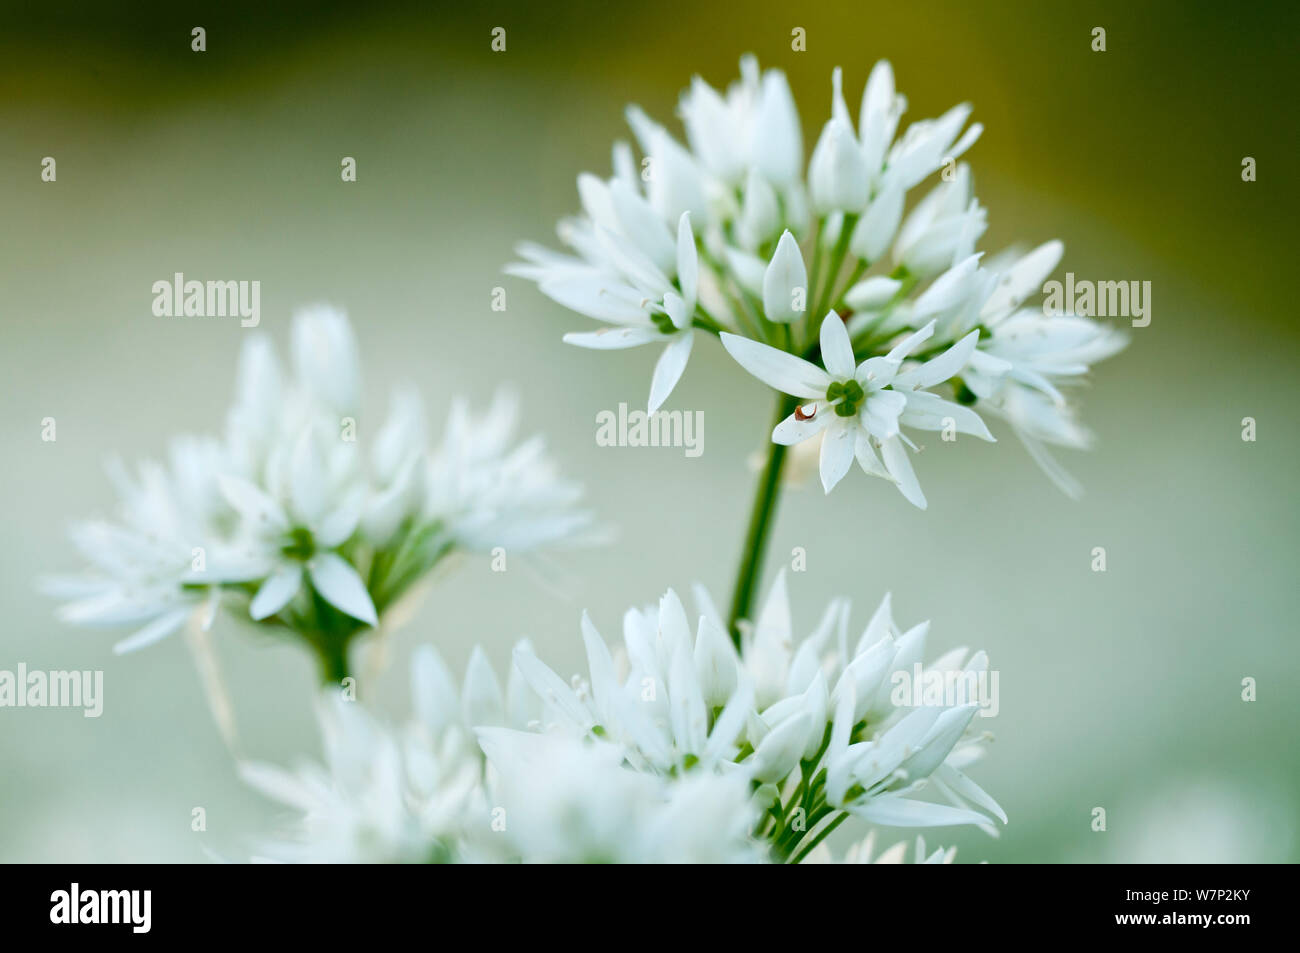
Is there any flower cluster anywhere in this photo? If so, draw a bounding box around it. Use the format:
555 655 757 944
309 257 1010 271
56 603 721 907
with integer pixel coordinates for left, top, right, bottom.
510 56 1126 504
244 575 1001 863
45 307 592 676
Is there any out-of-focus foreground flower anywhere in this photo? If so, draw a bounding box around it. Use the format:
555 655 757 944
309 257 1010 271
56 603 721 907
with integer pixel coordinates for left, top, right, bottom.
44 306 593 682
244 575 1002 863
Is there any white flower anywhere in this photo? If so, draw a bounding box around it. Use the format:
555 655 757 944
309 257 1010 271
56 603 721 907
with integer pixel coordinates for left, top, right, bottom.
43 437 265 653
510 588 753 775
739 572 1006 836
722 313 991 503
511 56 987 420
290 305 362 418
893 163 987 277
245 644 761 864
50 307 592 664
219 424 374 626
242 693 488 864
508 207 701 411
762 229 808 322
912 240 1129 496
242 572 1002 863
410 641 539 736
737 168 781 251
509 573 1004 860
808 69 871 215
423 389 594 552
477 728 762 863
850 182 906 262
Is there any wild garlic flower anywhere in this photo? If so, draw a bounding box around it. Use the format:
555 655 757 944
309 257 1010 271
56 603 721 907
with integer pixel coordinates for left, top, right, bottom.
241 693 488 864
511 572 1005 862
722 312 991 502
478 728 762 863
47 307 592 678
510 54 1125 502
243 571 1002 864
946 242 1129 496
41 436 267 653
245 646 760 863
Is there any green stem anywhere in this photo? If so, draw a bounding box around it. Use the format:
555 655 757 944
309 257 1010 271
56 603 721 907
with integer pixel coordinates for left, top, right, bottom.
789 811 849 864
311 631 352 688
812 214 858 321
727 392 799 647
833 260 869 311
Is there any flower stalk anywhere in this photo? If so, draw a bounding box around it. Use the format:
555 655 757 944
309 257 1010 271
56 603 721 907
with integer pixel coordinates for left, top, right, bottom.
727 391 798 645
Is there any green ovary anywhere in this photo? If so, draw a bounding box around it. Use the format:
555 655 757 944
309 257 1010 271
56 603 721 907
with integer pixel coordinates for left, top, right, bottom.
280 526 316 560
825 379 865 417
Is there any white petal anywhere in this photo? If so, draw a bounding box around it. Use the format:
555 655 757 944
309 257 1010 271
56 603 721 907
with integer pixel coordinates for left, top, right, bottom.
648 331 694 412
579 611 621 726
858 59 898 171
772 404 830 445
693 615 739 709
112 607 193 654
539 275 653 324
290 432 329 526
411 644 459 732
880 435 927 509
218 475 288 532
913 254 983 318
563 326 664 350
850 182 904 261
900 392 994 441
752 70 803 186
809 118 869 214
844 275 902 311
936 763 1008 824
748 712 812 783
316 486 365 548
239 762 319 812
724 246 769 298
307 553 377 626
511 647 595 731
817 312 856 379
676 212 699 313
884 320 937 364
720 333 830 399
894 329 980 390
983 240 1063 317
850 795 991 828
854 430 891 480
818 420 856 493
762 230 808 323
463 646 505 729
609 179 675 272
250 565 304 621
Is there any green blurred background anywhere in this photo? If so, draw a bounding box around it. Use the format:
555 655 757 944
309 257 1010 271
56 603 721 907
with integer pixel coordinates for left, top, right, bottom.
2 0 1297 862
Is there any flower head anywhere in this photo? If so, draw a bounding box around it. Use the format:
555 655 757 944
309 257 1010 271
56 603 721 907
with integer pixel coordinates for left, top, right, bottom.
510 54 1122 505
508 572 1005 860
48 307 594 671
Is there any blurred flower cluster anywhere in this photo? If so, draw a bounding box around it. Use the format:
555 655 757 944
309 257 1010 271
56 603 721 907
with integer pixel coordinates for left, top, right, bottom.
510 56 1127 503
245 574 1000 863
45 307 592 678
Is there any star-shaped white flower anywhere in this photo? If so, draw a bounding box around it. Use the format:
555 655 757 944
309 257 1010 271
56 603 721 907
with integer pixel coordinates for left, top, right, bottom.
721 313 992 504
511 206 700 412
219 427 376 627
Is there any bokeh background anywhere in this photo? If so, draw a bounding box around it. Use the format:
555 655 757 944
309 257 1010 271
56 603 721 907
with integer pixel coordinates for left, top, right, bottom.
2 0 1297 862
